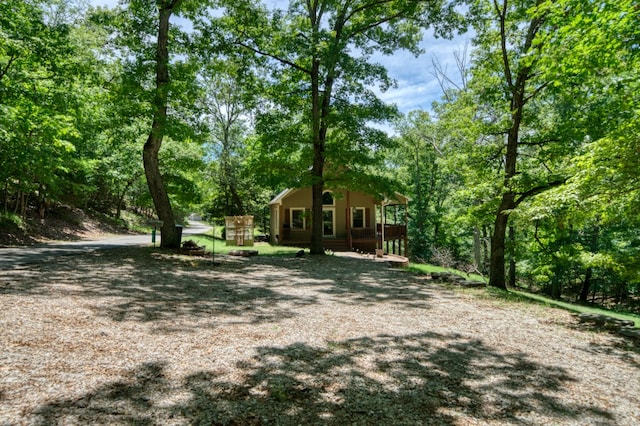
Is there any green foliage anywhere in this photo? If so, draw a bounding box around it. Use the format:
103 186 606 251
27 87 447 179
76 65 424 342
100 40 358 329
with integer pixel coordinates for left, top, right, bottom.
1 0 636 314
218 0 465 253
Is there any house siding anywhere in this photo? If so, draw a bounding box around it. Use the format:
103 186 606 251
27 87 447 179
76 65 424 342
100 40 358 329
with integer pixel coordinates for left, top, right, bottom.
270 188 378 247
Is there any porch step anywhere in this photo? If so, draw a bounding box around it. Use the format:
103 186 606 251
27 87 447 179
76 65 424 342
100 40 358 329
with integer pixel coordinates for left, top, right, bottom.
323 240 350 252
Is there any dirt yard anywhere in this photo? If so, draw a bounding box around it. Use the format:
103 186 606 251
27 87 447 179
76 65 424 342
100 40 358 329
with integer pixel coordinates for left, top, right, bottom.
1 247 639 425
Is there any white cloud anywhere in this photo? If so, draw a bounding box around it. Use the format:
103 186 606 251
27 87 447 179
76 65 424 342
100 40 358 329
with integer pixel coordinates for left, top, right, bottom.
374 30 474 115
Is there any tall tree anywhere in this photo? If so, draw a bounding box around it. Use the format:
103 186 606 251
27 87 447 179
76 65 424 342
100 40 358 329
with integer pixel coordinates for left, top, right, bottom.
518 0 640 300
142 0 183 247
198 57 257 217
224 0 463 254
97 0 210 247
0 0 103 215
467 0 567 289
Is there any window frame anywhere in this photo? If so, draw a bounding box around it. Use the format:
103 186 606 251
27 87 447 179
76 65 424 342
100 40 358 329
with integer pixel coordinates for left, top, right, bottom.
323 207 335 237
322 191 335 206
351 207 365 228
290 208 306 230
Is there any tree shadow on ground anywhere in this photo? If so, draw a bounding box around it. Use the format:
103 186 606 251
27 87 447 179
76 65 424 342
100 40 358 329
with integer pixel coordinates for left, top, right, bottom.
0 248 436 328
32 331 614 425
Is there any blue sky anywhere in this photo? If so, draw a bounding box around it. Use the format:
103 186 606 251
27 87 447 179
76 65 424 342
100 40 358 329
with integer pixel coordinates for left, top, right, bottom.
89 0 471 116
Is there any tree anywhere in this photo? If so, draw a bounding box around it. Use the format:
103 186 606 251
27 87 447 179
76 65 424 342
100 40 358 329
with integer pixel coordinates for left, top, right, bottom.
0 0 105 216
392 111 456 262
516 0 640 302
466 0 568 289
141 0 183 248
198 57 257 217
223 0 463 254
95 0 211 247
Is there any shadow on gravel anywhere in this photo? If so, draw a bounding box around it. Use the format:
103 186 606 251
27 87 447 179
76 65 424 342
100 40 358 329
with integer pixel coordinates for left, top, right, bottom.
0 248 434 327
31 331 613 425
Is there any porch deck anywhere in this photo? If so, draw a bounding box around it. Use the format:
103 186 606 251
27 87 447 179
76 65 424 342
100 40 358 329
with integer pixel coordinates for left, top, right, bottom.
280 224 407 254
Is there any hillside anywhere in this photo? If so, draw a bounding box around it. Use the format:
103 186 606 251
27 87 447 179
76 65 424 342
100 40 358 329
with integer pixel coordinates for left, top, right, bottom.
0 206 134 247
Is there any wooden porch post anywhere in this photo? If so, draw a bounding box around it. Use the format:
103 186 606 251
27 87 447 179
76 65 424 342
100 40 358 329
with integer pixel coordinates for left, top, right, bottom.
279 205 284 245
346 190 352 250
404 202 408 256
380 203 385 252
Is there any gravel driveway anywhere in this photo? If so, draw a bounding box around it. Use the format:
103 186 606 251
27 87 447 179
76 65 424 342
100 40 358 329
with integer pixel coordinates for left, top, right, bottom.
1 247 638 425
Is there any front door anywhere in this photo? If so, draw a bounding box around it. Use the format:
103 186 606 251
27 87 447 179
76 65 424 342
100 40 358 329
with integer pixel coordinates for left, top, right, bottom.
323 209 335 237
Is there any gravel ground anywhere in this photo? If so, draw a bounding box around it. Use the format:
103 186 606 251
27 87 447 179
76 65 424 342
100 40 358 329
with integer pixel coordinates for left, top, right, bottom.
1 247 639 425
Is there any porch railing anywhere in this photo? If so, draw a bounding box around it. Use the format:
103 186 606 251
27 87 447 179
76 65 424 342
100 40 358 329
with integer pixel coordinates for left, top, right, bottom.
377 224 407 239
350 227 377 240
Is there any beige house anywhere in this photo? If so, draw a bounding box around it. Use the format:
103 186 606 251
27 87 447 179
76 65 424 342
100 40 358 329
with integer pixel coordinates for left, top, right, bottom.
268 188 408 254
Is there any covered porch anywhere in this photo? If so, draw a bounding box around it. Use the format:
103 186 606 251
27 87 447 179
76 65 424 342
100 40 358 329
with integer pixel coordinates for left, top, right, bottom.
277 192 408 256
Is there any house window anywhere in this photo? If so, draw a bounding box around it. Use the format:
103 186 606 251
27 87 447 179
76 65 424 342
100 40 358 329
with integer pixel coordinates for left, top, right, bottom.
322 191 334 205
323 208 335 237
291 208 305 230
352 207 365 228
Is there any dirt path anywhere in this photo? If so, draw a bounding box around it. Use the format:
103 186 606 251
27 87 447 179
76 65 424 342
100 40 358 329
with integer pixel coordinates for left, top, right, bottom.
1 247 638 425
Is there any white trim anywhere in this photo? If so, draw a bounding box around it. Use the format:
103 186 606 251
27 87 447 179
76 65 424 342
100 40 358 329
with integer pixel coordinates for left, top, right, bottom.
322 190 335 206
269 188 297 206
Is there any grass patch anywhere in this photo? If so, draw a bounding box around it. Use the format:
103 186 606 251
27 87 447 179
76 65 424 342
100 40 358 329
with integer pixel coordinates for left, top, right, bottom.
487 287 640 328
408 261 638 328
181 234 302 256
407 263 488 283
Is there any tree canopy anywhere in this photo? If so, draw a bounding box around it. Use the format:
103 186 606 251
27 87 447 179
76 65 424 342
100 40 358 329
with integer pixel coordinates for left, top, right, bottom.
1 0 637 309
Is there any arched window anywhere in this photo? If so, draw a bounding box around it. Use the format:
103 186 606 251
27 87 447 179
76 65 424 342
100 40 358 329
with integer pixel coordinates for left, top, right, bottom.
322 191 334 205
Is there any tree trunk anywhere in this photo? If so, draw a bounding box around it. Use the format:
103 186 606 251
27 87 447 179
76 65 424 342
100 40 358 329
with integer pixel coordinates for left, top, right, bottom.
309 50 325 255
489 192 514 290
580 268 593 302
508 225 516 288
227 182 245 216
473 225 482 270
579 225 600 302
482 225 490 272
143 1 181 248
551 276 561 299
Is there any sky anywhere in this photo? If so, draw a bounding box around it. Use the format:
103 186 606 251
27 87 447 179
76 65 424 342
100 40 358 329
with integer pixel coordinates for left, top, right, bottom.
88 0 472 117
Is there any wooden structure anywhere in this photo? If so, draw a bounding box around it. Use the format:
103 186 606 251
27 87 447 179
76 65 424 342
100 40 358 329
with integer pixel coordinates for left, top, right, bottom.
225 215 254 246
268 188 408 255
378 196 410 257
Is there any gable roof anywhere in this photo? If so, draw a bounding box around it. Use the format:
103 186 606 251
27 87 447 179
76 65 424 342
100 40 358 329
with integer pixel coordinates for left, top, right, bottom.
268 188 297 206
269 188 409 206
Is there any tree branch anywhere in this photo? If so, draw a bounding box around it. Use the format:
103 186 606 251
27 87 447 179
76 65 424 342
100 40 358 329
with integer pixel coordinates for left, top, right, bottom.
494 0 513 91
0 53 17 83
234 39 311 75
514 179 565 207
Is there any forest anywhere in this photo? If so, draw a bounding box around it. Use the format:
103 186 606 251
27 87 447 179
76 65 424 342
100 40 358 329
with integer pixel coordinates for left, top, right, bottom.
0 0 638 308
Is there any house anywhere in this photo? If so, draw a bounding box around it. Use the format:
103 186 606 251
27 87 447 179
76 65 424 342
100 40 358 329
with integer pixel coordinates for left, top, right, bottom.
268 188 408 254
